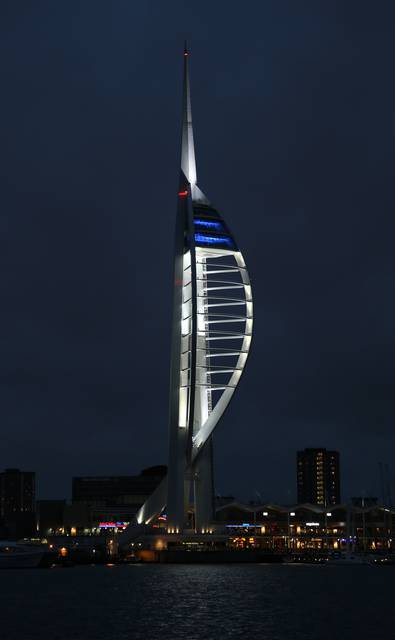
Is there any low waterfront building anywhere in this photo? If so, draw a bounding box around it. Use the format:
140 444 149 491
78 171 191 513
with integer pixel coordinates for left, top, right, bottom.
37 500 66 536
39 500 395 562
213 502 394 552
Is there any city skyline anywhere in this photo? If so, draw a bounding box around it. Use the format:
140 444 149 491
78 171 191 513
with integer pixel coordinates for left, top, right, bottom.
0 442 387 508
1 3 394 504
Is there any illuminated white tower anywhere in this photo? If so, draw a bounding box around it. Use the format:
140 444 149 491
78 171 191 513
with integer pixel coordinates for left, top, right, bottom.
136 46 253 533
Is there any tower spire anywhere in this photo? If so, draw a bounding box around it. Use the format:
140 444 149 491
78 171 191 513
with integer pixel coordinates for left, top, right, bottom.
181 43 197 185
121 45 253 537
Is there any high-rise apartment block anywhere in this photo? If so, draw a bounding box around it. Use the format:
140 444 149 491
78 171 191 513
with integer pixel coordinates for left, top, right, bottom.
0 468 35 516
0 468 36 537
297 449 340 505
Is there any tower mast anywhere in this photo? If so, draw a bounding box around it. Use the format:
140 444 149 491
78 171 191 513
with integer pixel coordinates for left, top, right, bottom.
132 46 253 534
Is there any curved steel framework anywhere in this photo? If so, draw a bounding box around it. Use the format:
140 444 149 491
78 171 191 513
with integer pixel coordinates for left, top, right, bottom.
135 46 253 533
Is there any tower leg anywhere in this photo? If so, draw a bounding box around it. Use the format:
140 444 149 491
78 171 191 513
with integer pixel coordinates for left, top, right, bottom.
193 437 215 532
166 425 188 531
166 204 189 532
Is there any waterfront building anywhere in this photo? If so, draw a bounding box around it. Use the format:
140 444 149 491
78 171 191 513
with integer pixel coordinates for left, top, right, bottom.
297 448 340 505
37 500 93 537
41 499 395 558
37 499 66 535
149 502 394 554
0 468 36 538
63 502 92 534
134 45 253 534
72 466 166 524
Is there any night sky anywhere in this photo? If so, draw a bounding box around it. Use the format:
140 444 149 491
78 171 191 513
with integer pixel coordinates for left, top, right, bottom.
1 1 394 503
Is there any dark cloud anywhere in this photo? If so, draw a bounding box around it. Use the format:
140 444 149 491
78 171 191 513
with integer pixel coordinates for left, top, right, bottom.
0 0 394 502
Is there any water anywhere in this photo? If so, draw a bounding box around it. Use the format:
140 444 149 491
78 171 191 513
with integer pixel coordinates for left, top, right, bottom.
0 564 393 640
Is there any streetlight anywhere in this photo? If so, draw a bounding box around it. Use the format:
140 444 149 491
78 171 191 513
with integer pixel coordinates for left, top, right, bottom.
325 512 332 550
362 498 366 553
288 511 296 551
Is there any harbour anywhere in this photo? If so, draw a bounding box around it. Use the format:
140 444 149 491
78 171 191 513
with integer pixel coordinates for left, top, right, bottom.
0 563 393 640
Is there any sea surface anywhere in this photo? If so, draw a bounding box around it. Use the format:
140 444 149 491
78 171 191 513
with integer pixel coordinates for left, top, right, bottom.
0 563 393 640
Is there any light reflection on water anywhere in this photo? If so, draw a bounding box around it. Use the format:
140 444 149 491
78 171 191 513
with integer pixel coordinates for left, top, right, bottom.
0 563 392 640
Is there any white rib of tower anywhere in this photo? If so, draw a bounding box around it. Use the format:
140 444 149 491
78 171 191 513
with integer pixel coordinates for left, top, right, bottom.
178 244 252 446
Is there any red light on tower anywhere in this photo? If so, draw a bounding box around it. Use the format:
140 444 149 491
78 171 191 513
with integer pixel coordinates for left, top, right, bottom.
178 190 188 197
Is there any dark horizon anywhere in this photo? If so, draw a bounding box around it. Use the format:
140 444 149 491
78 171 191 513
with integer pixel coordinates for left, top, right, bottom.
1 1 394 504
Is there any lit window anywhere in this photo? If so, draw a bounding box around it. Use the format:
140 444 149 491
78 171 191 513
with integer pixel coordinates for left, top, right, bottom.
194 233 234 247
194 219 223 231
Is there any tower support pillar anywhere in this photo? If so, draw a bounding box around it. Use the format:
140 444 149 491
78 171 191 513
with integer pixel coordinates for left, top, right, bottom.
193 437 215 532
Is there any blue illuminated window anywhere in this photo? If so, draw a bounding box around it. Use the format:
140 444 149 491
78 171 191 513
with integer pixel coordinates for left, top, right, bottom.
194 219 223 231
194 233 233 247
